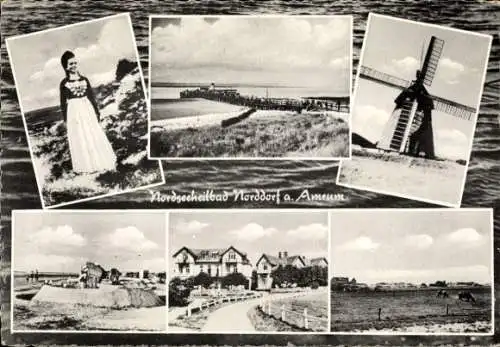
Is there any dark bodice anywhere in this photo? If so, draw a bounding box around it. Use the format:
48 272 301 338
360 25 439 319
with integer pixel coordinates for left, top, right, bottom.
59 74 100 121
60 76 90 99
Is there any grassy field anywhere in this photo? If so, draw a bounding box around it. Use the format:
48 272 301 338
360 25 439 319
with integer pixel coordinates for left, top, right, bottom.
331 288 492 333
150 112 349 158
261 291 329 332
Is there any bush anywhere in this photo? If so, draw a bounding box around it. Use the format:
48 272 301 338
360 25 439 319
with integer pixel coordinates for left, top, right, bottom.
251 270 258 291
192 271 214 288
169 277 191 307
271 265 328 288
221 272 248 288
311 281 319 289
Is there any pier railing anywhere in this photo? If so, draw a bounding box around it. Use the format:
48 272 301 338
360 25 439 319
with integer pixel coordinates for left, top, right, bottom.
180 88 350 113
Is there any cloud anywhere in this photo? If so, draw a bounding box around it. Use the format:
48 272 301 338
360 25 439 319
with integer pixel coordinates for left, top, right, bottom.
175 219 210 233
27 16 136 104
447 228 483 244
438 57 466 85
28 225 86 248
229 223 277 241
403 234 434 249
151 17 350 72
286 223 328 240
340 236 380 251
353 105 391 142
388 56 420 78
105 226 158 252
435 128 469 160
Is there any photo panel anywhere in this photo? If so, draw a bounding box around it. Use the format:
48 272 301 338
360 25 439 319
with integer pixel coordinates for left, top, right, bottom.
329 209 494 335
167 210 330 333
148 15 353 160
5 14 165 209
337 13 492 207
11 210 168 333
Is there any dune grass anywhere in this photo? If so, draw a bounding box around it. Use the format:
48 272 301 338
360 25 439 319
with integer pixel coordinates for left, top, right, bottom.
150 112 349 158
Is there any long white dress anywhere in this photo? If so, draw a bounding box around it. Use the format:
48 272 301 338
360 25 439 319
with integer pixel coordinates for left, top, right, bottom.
62 77 117 173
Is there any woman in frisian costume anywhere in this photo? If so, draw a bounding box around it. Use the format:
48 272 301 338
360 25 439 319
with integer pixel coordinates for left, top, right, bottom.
59 50 116 173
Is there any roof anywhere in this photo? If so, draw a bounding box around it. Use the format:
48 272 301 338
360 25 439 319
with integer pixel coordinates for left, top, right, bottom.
258 254 306 267
310 257 328 266
172 246 250 264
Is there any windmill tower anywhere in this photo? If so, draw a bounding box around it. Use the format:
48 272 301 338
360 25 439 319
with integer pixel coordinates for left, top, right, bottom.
359 36 476 159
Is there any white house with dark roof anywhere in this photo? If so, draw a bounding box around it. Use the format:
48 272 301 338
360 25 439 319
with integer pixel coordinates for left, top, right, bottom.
255 251 328 290
171 246 252 279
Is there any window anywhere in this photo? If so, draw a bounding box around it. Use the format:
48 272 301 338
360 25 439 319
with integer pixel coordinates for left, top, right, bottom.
208 266 212 276
228 251 236 260
186 264 190 274
200 265 204 273
263 264 268 270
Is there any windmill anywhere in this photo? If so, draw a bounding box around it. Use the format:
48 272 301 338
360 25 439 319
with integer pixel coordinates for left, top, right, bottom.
359 36 476 159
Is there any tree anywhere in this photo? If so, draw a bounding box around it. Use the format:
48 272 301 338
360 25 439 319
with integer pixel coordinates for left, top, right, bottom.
193 271 213 288
169 277 191 307
221 272 248 288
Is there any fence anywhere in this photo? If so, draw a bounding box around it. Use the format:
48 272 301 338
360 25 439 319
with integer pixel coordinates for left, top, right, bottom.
258 291 329 332
185 291 262 317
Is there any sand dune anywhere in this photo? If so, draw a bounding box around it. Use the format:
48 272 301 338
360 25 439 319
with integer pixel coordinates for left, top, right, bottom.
338 147 466 206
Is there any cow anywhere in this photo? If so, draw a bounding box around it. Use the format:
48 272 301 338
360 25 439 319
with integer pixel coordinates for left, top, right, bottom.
436 289 449 298
458 291 476 303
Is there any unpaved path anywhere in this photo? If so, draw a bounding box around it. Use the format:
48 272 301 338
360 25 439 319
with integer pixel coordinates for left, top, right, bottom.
202 290 324 332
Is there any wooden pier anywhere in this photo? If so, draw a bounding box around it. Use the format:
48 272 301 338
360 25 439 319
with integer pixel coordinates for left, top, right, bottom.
180 87 349 113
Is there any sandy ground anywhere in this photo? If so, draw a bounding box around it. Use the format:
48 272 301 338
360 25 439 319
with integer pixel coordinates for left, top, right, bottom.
150 108 249 130
82 306 167 331
151 109 348 132
338 148 466 206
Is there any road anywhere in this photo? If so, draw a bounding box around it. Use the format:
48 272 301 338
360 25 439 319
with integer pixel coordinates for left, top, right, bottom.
202 290 326 332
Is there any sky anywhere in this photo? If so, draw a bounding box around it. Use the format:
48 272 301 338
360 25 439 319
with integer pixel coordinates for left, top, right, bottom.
7 14 138 112
150 16 351 95
168 211 329 275
330 209 492 285
13 211 166 273
352 14 491 160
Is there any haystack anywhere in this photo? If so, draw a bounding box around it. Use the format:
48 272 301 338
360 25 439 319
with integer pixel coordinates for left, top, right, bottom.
31 284 163 309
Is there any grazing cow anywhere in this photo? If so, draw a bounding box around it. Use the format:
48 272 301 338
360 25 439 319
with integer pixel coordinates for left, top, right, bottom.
437 289 449 298
458 291 476 303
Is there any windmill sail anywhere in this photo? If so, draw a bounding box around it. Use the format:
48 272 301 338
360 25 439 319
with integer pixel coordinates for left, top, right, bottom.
421 36 445 86
358 67 476 120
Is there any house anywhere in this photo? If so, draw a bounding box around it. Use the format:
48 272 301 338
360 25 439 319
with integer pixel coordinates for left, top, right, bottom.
309 257 329 267
172 246 252 279
255 251 328 290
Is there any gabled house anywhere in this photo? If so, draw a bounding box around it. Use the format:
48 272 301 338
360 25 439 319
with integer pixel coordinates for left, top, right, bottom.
309 257 329 268
255 251 328 290
172 246 252 279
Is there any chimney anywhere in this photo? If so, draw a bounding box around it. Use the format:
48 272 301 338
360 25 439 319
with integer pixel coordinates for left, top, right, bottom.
278 252 282 259
283 251 288 258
